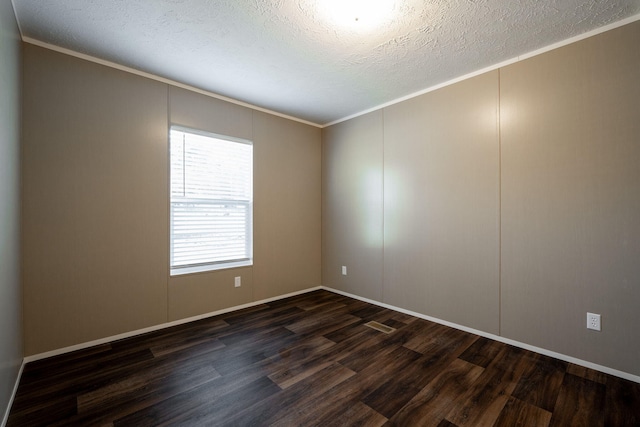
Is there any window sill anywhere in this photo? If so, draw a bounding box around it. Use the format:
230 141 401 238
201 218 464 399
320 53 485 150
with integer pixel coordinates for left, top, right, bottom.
170 259 253 276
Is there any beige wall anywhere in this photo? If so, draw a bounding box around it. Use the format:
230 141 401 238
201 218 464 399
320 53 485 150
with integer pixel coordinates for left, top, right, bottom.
500 21 640 375
322 111 384 301
252 111 321 300
22 45 169 355
383 71 500 334
322 20 640 376
0 0 22 418
322 73 501 333
22 46 322 355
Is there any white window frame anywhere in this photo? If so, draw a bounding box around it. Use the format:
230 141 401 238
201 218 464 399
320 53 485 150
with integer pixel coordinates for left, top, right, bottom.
169 125 253 276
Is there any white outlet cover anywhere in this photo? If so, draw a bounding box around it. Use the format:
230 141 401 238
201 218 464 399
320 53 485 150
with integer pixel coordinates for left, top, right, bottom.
234 276 241 287
587 312 601 331
341 266 347 275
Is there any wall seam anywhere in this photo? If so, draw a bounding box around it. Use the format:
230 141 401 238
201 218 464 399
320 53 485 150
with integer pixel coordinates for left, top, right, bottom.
319 128 324 289
497 69 502 337
381 109 385 304
19 36 26 361
166 85 171 322
251 110 256 304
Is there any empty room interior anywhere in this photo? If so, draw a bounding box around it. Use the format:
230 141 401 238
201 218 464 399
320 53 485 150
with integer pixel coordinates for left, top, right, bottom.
1 0 640 425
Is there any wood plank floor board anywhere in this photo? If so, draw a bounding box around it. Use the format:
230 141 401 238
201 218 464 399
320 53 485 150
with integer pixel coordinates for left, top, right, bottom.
267 327 380 389
511 353 567 412
321 401 387 427
457 336 506 368
114 376 280 426
209 331 299 376
290 298 349 316
149 334 226 358
381 310 419 325
107 354 284 426
402 320 470 355
492 396 552 427
79 334 225 395
215 321 296 348
213 306 306 337
549 373 606 427
5 396 77 427
75 356 221 412
267 335 337 389
387 358 484 427
348 303 391 321
566 362 609 384
11 348 156 411
47 359 222 426
445 345 535 427
335 333 406 373
362 353 454 419
404 326 478 360
285 312 362 337
268 347 421 427
322 318 371 343
362 332 478 419
7 290 639 426
228 363 357 426
216 311 304 344
605 376 640 426
105 319 229 357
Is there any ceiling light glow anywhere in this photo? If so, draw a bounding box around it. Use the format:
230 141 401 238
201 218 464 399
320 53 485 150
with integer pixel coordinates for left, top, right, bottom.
320 0 395 30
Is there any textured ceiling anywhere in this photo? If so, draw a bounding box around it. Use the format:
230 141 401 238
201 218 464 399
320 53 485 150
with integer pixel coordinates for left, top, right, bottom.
12 0 640 125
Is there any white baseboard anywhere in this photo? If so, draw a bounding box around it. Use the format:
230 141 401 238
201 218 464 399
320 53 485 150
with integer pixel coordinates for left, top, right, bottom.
1 359 25 427
321 286 640 384
24 286 322 363
18 283 640 387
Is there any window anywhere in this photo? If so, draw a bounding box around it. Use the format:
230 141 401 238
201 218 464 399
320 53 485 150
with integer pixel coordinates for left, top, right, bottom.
170 126 253 275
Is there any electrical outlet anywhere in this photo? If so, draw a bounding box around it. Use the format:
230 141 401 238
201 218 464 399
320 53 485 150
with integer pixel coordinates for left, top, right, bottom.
587 312 601 331
341 266 347 276
234 276 241 288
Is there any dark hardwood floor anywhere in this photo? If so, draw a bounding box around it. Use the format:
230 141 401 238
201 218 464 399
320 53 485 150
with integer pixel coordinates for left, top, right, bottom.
7 290 640 426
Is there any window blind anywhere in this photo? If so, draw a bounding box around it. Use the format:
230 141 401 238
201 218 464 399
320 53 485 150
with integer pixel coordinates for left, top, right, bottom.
170 127 253 272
